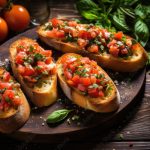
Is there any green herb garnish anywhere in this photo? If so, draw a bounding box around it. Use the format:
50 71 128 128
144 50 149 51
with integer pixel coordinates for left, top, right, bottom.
47 109 73 124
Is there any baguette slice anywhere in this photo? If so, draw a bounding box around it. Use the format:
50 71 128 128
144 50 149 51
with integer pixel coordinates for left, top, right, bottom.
37 21 148 72
0 68 30 133
9 37 57 107
56 53 120 113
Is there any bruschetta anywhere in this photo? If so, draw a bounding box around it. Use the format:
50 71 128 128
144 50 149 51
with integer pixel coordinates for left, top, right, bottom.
9 37 57 107
0 67 30 133
56 53 120 112
37 18 148 72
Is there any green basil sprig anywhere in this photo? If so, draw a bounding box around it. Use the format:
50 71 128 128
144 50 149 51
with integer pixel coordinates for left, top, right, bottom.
47 109 72 124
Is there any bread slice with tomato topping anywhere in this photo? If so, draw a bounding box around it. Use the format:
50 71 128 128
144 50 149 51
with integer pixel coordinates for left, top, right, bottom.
37 18 148 72
56 53 120 112
0 67 30 133
9 37 57 107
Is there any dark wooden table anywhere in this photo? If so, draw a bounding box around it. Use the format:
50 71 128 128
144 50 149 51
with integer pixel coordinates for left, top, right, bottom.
0 0 150 149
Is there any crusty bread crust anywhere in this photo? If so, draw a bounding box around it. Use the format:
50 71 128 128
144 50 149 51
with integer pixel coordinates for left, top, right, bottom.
56 53 120 112
9 37 57 107
0 68 30 133
37 25 148 72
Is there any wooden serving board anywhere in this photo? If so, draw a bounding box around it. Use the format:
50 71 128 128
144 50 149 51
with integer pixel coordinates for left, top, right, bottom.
0 28 146 142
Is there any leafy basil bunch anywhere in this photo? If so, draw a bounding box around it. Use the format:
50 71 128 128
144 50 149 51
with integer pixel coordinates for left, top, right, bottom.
76 0 150 47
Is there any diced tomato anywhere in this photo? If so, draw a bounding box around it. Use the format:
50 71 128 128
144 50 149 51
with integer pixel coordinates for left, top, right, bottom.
70 29 78 37
77 84 86 92
68 64 75 72
50 67 57 75
45 57 52 64
15 52 26 64
12 97 21 106
78 30 91 39
114 31 123 40
3 90 15 99
109 45 119 57
80 57 90 64
64 70 72 79
56 30 65 38
37 61 45 66
77 38 87 48
91 76 96 84
72 75 80 85
3 72 10 82
40 50 52 57
91 69 98 74
88 88 99 97
80 77 91 86
87 45 99 53
90 31 97 38
101 29 110 39
99 91 104 97
37 61 46 73
51 18 59 28
0 82 12 90
24 66 35 76
17 64 25 75
126 39 132 47
47 28 57 38
68 21 77 27
121 49 128 55
67 80 75 86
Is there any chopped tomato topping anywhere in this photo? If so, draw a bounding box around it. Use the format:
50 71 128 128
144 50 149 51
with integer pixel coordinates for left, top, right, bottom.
3 72 10 82
114 31 123 40
72 75 80 85
56 30 65 38
0 82 12 90
24 66 35 76
63 56 110 98
77 38 87 48
77 84 86 92
87 45 99 53
109 45 119 57
68 21 77 27
15 40 56 84
51 18 59 28
18 64 25 75
15 52 26 64
80 77 91 86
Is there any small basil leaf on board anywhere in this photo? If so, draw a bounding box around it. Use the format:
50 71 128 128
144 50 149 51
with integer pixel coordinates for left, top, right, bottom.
47 109 72 124
134 19 149 47
112 9 130 32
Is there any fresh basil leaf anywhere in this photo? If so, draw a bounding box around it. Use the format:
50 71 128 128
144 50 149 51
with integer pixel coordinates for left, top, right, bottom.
47 109 72 124
119 7 135 19
76 0 100 20
135 4 147 19
76 0 99 11
112 9 130 32
81 10 99 20
134 19 149 47
122 0 139 6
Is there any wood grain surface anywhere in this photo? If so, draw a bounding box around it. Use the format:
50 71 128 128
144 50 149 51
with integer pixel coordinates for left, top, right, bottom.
0 0 150 149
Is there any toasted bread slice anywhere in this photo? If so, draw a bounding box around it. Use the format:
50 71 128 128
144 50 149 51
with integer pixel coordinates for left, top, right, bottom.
37 21 148 72
0 68 30 133
9 37 57 107
56 53 120 113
